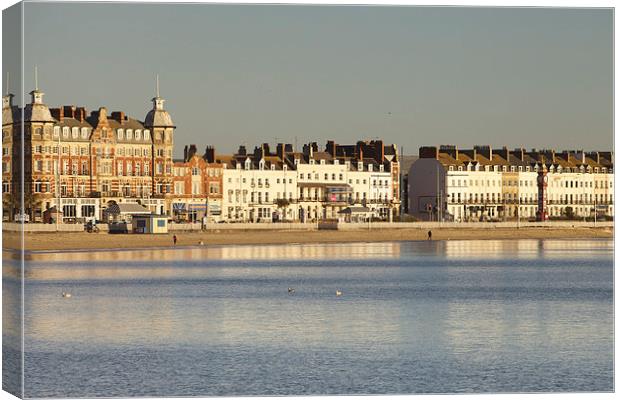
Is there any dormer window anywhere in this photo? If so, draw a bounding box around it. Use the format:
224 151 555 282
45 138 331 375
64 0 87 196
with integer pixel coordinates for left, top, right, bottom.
502 166 507 172
245 160 251 170
458 166 463 171
449 166 454 171
334 160 339 165
358 162 363 171
510 166 515 172
144 130 150 140
135 130 141 140
117 129 124 140
595 167 599 173
310 159 315 165
320 159 325 165
71 127 79 139
380 165 384 172
53 126 60 137
126 129 133 140
62 127 69 138
270 165 275 171
294 159 299 165
518 166 523 172
81 128 89 139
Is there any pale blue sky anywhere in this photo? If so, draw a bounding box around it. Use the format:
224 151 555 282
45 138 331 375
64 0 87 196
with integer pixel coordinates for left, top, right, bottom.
10 3 614 157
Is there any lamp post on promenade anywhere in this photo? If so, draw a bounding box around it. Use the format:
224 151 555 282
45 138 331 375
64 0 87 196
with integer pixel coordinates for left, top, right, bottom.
56 130 61 231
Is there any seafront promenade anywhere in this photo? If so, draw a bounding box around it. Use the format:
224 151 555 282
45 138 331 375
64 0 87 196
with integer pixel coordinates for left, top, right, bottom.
2 221 613 251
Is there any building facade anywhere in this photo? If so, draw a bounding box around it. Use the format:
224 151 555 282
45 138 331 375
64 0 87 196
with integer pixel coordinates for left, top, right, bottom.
408 145 614 222
214 140 401 223
171 145 223 223
2 85 175 222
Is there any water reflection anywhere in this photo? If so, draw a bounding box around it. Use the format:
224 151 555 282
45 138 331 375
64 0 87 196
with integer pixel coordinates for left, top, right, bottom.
12 239 615 396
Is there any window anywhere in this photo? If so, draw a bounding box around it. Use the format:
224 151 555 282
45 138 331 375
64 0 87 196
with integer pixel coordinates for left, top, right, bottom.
81 128 89 139
144 130 150 140
117 129 124 140
126 129 133 140
192 182 201 195
62 127 69 138
135 130 141 140
71 127 79 139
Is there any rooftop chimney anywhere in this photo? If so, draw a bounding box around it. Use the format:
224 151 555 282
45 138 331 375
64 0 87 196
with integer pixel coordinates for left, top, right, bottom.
439 145 458 160
50 107 64 122
496 146 509 161
374 140 385 163
276 143 286 160
326 140 337 157
204 146 215 163
419 146 439 159
76 107 86 123
187 144 198 161
111 111 125 124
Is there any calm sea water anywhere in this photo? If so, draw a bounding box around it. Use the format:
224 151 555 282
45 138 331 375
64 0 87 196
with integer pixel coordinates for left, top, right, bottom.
3 239 614 397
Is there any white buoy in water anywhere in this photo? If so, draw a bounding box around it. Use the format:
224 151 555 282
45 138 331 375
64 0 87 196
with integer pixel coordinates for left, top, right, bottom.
288 287 295 294
336 290 342 297
62 292 72 298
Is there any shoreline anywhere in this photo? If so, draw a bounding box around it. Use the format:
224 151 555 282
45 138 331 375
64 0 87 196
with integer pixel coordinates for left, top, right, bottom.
2 226 613 252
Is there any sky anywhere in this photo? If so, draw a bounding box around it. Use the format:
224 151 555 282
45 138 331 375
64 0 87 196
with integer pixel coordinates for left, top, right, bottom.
5 3 614 158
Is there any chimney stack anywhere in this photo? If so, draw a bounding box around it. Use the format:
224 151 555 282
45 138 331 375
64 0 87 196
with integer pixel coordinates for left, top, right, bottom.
76 107 86 123
276 143 286 160
111 111 125 124
419 146 439 159
356 141 365 161
187 144 198 161
238 145 247 156
262 143 270 156
374 140 385 163
204 146 215 163
439 145 458 160
50 107 64 122
63 105 76 119
326 140 337 157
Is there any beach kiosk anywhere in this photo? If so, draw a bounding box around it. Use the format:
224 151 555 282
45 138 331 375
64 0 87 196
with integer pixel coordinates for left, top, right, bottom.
132 214 168 234
338 206 371 223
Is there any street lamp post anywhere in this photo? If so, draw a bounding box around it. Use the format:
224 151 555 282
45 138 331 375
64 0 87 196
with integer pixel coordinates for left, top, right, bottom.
56 132 61 231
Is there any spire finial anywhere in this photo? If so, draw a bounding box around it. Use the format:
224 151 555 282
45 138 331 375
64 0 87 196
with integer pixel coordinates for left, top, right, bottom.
35 65 38 91
156 74 160 98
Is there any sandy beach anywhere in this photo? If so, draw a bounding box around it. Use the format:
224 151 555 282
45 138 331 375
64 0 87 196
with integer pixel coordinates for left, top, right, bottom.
2 226 613 251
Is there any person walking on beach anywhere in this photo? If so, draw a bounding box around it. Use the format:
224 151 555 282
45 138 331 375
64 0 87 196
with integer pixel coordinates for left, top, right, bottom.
427 230 432 240
173 235 177 246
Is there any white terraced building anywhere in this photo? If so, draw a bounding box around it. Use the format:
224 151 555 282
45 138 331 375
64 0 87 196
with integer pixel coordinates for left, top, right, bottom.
408 145 613 222
213 140 401 223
